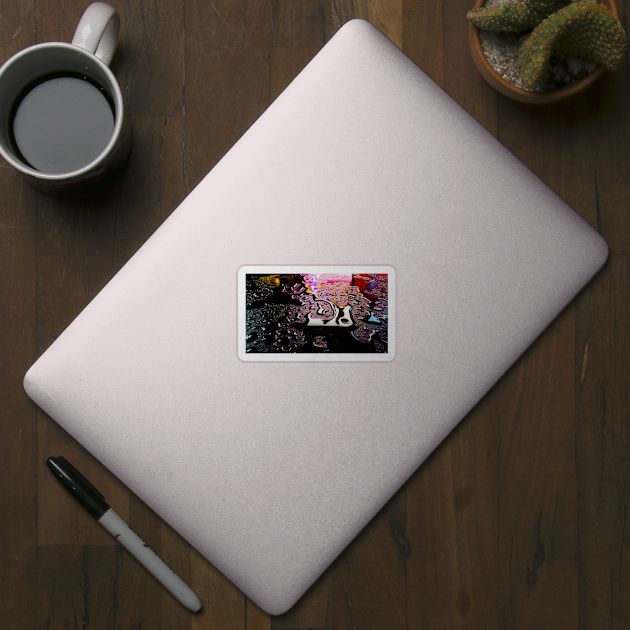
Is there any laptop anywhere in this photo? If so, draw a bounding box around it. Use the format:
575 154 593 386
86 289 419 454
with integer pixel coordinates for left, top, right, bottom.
23 19 608 614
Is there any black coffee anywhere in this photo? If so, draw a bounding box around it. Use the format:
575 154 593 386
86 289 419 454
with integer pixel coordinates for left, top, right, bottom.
10 73 115 174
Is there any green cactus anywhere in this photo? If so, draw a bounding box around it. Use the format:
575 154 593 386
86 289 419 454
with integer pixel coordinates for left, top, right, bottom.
467 0 568 33
516 1 627 85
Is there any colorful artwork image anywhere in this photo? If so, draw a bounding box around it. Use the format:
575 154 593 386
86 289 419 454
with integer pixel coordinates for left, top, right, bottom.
238 266 394 361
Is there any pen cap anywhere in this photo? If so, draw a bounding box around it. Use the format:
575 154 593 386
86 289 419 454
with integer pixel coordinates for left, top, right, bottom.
46 456 110 519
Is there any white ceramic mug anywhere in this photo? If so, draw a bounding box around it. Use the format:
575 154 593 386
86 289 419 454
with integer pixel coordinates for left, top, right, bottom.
0 2 131 197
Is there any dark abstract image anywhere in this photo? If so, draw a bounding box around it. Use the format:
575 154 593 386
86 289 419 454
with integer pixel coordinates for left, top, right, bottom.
245 273 388 354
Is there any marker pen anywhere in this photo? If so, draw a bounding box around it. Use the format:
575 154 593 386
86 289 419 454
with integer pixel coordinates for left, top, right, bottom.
46 456 202 613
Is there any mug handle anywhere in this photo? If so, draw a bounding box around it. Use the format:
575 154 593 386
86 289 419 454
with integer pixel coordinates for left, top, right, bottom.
71 2 120 67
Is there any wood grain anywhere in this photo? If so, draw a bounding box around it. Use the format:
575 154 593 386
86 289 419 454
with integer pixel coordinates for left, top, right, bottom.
331 486 408 630
36 545 119 630
271 572 332 629
184 0 271 191
497 304 579 629
0 4 39 630
1 0 629 627
403 0 444 87
111 115 185 270
190 549 248 630
121 495 193 628
126 0 184 117
37 418 129 546
332 0 403 47
583 72 630 254
443 0 497 132
271 0 331 46
576 256 630 629
0 159 38 630
270 47 321 103
407 392 498 629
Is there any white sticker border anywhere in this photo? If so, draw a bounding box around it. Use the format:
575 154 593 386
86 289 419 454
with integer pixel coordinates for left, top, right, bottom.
238 266 395 362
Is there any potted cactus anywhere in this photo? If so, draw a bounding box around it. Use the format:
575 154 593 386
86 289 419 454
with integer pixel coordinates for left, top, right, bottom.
467 0 627 102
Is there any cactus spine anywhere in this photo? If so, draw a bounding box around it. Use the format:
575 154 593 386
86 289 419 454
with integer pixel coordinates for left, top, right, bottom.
467 0 568 33
516 1 627 85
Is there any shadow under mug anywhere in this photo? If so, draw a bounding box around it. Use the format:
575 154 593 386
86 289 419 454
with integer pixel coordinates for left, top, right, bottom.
0 2 131 197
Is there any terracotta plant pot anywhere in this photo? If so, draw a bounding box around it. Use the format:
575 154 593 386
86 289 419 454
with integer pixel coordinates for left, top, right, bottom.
468 0 619 103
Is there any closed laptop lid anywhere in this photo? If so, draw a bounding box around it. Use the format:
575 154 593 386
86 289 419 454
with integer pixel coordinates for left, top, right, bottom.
23 19 608 614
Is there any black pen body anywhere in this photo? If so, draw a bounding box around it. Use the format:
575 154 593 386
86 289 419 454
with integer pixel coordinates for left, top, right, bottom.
46 456 110 518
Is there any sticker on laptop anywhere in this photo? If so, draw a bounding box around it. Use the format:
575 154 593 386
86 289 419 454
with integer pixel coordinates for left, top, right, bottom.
238 266 394 361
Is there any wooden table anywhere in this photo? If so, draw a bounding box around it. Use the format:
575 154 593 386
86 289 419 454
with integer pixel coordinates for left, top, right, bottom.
1 1 628 628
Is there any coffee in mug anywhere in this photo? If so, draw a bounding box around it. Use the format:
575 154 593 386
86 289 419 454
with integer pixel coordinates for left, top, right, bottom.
0 2 131 197
11 72 116 174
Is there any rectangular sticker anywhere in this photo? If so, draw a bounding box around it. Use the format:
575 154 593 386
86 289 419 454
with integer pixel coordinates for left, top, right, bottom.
238 266 394 361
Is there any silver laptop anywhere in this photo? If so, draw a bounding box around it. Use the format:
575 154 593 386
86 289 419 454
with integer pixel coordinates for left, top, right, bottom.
24 19 608 614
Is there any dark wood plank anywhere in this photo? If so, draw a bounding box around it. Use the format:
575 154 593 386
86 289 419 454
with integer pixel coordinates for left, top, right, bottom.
190 549 248 630
189 560 270 630
0 147 38 630
489 31 629 629
36 0 120 44
493 59 630 256
496 97 598 224
0 172 37 627
497 305 579 628
271 573 332 629
271 0 331 47
112 116 185 270
575 0 630 254
159 116 187 221
443 0 497 132
582 72 630 255
184 0 272 192
331 486 407 630
36 545 118 630
113 539 190 630
576 256 630 629
0 0 35 53
270 47 321 103
114 494 192 629
403 0 444 88
407 394 499 629
38 416 129 546
0 4 39 629
189 562 271 630
247 599 272 630
33 188 120 353
126 0 184 117
331 0 402 47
